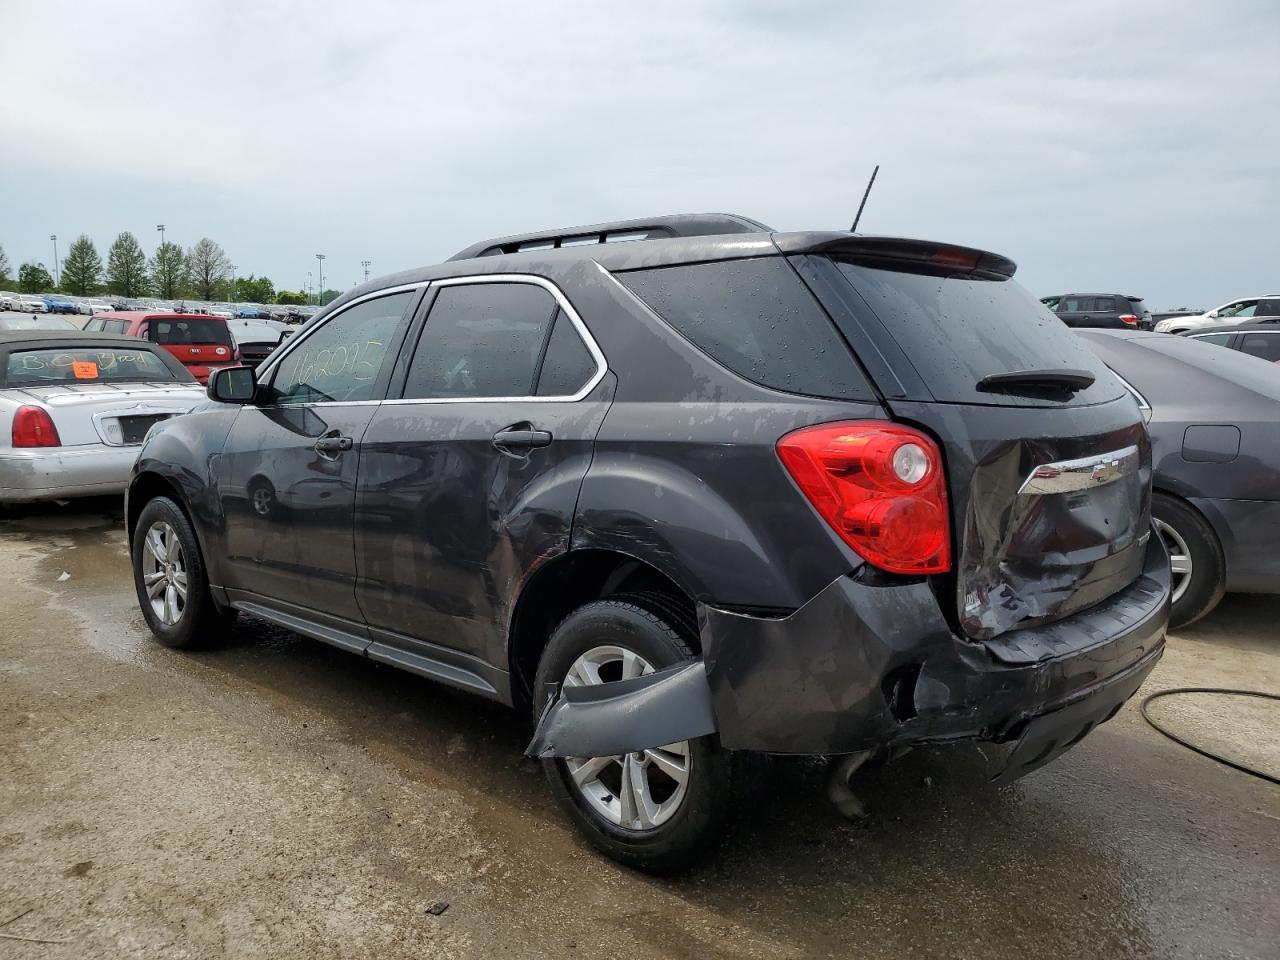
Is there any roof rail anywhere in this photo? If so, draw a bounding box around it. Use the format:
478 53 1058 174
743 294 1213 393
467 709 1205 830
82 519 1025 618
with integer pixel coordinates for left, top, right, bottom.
447 212 774 261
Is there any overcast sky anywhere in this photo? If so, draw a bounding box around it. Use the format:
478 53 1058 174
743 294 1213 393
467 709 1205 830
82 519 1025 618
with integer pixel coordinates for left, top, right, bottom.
3 0 1277 307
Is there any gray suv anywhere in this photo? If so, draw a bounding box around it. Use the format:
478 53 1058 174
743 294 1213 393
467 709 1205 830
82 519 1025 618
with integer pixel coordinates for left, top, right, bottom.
126 214 1170 872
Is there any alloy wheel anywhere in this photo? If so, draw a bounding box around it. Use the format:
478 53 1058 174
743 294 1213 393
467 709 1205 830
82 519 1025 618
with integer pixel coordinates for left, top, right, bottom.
561 645 691 830
1154 517 1193 604
141 521 188 625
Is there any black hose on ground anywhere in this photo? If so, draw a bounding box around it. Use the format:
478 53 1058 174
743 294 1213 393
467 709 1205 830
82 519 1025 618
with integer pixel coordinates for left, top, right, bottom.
1140 687 1280 785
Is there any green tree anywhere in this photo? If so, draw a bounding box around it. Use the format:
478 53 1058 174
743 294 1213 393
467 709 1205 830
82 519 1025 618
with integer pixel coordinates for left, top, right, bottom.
149 241 187 299
186 237 230 301
235 274 275 304
0 244 10 285
275 290 306 305
319 288 341 306
61 234 103 296
18 262 56 293
105 231 150 297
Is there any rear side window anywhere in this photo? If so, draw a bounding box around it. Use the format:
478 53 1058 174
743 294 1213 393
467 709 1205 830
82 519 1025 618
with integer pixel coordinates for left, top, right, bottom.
404 282 557 399
1257 299 1280 317
617 257 871 400
536 309 598 396
1093 296 1116 312
832 261 1123 405
1240 332 1280 363
1193 333 1234 346
149 318 233 346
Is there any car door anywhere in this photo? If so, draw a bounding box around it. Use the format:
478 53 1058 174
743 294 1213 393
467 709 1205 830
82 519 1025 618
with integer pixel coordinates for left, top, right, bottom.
217 288 420 642
353 277 613 693
1055 295 1093 328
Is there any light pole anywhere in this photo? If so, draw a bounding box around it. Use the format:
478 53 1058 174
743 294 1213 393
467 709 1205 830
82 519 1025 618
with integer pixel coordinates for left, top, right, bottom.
50 235 59 288
315 253 325 305
361 259 371 283
306 272 313 305
156 224 165 249
229 265 237 304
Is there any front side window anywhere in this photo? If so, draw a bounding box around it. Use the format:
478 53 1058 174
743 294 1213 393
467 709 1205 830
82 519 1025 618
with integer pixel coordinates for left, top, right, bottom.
403 282 558 399
269 292 412 405
1220 300 1258 318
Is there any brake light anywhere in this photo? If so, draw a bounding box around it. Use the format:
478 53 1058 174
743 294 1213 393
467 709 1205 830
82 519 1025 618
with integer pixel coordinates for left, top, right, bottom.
777 421 950 574
11 406 61 448
1119 314 1138 326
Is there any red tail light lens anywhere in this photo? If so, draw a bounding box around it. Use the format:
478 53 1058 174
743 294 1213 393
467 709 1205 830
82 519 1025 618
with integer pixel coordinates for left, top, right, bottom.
11 405 62 448
1119 314 1138 326
777 421 950 574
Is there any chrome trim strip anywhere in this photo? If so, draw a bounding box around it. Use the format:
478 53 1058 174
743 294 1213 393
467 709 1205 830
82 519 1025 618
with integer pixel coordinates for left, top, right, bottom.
1018 444 1140 496
254 281 430 384
381 273 607 405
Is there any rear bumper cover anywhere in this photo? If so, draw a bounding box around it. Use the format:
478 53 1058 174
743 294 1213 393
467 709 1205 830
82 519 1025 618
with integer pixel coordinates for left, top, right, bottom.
0 444 140 501
528 531 1169 777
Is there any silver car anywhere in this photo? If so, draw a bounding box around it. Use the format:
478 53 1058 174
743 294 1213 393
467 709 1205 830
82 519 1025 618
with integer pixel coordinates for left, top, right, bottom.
0 331 206 502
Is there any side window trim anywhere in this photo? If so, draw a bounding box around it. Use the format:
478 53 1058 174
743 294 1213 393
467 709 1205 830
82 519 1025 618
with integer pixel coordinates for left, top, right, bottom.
384 273 607 405
254 283 427 406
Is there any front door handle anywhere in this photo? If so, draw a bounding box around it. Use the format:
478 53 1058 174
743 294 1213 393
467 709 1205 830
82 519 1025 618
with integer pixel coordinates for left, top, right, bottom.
492 426 553 452
314 434 353 454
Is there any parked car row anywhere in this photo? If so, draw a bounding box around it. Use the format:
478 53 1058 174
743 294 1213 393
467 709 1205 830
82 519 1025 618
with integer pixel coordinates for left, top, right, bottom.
1 291 320 325
3 211 1275 875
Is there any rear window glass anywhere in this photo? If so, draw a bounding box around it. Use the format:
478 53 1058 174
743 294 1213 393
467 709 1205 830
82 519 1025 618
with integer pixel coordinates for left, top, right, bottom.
618 257 872 400
4 347 177 386
833 262 1123 405
149 318 233 346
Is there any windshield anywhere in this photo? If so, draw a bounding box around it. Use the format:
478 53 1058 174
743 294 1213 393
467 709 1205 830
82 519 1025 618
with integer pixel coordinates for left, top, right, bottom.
3 346 180 386
0 316 79 331
148 317 234 347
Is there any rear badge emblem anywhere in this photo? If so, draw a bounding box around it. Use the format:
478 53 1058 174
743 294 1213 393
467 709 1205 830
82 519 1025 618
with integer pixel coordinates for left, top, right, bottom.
216 347 228 356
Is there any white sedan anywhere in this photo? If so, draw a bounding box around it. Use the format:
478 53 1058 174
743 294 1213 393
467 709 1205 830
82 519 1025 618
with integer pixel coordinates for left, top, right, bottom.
0 331 206 502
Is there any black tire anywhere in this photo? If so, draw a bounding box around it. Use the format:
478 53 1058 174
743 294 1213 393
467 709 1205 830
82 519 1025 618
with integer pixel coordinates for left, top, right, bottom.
1153 493 1226 629
534 595 730 874
132 496 236 649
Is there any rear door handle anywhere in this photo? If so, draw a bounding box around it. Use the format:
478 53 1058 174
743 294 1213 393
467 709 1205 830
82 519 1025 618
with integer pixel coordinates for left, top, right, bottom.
314 435 353 454
492 426 553 452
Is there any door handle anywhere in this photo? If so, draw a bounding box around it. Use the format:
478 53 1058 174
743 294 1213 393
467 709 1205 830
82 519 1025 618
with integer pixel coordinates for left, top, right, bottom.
492 426 553 452
314 435 353 454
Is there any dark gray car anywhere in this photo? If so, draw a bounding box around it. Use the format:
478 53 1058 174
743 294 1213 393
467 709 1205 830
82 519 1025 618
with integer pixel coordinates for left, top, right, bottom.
1048 293 1152 330
1081 329 1280 626
126 214 1170 872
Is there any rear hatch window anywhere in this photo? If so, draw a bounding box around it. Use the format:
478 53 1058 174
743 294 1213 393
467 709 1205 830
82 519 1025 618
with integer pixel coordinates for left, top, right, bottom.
617 257 874 401
149 318 234 347
830 261 1123 406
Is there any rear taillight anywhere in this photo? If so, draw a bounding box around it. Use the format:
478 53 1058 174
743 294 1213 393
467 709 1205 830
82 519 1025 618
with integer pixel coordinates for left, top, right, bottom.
777 421 950 574
1119 314 1138 326
11 406 62 448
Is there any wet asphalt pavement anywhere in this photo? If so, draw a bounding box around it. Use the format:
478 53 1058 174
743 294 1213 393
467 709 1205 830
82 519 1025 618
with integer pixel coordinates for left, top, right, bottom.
1 498 1277 959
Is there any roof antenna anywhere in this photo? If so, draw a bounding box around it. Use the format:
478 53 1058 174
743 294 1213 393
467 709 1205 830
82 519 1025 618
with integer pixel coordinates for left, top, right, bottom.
850 164 879 233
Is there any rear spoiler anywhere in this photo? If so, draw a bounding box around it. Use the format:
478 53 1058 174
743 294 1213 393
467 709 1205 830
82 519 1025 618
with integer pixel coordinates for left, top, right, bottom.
774 233 1017 280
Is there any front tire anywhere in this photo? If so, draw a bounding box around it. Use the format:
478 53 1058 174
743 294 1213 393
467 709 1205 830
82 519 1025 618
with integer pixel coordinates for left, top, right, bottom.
132 496 236 648
534 596 730 874
1153 493 1225 629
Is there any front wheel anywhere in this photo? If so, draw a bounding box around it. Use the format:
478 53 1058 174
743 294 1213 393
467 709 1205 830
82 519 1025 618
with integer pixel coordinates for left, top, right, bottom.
1152 493 1225 629
534 596 730 874
132 496 236 648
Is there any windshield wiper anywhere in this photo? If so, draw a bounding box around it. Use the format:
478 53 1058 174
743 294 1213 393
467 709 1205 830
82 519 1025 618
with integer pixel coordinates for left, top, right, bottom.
976 368 1096 394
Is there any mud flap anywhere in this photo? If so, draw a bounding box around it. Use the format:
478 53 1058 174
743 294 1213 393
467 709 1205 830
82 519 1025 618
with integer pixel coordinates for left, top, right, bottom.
525 661 718 759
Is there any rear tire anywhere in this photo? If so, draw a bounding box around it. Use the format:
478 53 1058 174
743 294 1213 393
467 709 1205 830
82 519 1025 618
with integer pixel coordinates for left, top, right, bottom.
534 595 730 874
132 496 236 649
1153 493 1225 629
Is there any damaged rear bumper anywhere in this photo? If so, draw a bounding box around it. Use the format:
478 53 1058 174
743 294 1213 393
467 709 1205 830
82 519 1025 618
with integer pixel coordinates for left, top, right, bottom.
528 533 1169 779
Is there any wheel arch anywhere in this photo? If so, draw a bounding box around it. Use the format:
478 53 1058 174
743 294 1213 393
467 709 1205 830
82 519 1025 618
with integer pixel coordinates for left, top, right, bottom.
506 548 699 710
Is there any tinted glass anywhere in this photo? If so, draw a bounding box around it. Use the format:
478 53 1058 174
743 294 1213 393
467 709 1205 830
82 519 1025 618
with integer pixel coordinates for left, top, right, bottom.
270 292 411 404
1060 296 1088 312
404 283 557 399
1258 299 1280 317
104 319 130 334
618 257 870 400
4 347 177 385
1240 333 1280 363
1193 333 1233 346
149 318 233 346
1093 297 1116 311
536 310 597 396
833 261 1123 405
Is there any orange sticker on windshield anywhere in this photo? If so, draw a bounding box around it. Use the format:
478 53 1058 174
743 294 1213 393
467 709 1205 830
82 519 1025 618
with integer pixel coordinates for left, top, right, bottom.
72 361 98 379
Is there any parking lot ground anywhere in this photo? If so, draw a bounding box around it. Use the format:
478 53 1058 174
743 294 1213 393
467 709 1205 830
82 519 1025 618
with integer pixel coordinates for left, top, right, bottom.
1 499 1277 960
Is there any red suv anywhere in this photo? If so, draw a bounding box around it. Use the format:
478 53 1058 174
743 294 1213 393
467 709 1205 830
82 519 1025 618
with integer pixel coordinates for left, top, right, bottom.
87 312 238 383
